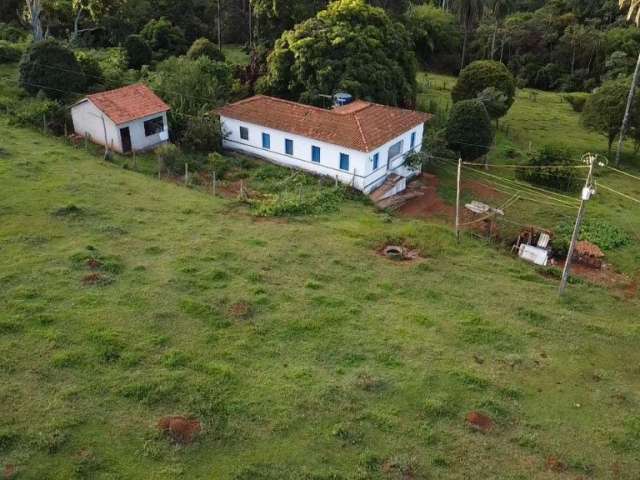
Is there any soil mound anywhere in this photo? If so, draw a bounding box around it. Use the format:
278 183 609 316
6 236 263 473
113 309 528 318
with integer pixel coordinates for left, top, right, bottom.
158 416 201 444
465 411 493 433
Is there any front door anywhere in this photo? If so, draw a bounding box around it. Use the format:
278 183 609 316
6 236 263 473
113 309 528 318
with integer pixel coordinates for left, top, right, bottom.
120 127 132 153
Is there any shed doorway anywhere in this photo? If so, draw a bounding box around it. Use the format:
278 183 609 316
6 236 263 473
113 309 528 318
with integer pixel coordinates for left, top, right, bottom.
120 127 132 153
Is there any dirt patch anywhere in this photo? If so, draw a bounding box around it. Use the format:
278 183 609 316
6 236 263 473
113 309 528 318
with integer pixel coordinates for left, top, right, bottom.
396 174 454 219
465 411 493 433
462 179 505 201
553 259 632 293
3 464 16 480
545 456 567 473
158 416 201 444
82 272 112 286
228 302 252 319
86 258 103 270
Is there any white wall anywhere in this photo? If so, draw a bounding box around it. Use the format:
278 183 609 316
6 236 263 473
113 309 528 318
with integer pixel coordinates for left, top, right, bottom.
220 116 424 193
71 100 121 151
71 100 169 154
119 111 169 152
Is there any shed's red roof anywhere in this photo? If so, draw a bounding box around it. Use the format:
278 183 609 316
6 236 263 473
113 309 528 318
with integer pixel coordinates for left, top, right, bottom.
218 95 431 152
86 84 169 125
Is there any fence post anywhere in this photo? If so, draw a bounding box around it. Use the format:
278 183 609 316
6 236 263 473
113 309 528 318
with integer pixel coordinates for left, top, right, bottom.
212 171 216 196
184 163 189 186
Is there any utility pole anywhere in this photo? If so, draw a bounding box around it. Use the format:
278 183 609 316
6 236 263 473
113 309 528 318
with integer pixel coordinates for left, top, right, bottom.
559 153 598 295
455 158 462 242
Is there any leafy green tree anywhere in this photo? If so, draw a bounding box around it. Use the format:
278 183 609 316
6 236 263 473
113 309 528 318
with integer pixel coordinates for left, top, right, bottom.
140 17 186 60
187 37 225 62
19 39 86 99
251 0 328 46
124 34 152 69
452 60 516 121
515 145 581 192
445 99 493 161
407 4 461 70
582 77 640 155
258 0 417 108
75 50 104 90
148 55 233 147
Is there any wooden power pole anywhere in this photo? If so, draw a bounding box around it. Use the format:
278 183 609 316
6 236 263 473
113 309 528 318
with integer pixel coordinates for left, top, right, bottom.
559 153 598 295
455 158 462 242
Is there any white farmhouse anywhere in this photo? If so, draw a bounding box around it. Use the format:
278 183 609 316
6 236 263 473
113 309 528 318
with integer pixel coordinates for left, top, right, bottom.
71 84 170 154
218 95 430 194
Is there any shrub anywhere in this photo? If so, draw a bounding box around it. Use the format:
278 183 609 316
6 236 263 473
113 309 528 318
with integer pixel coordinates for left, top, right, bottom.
208 152 233 179
555 219 630 251
19 39 86 100
124 34 152 69
563 93 588 113
8 97 68 134
445 99 493 161
0 23 26 42
187 37 225 62
0 40 21 63
180 115 222 153
249 187 345 217
155 143 182 175
75 51 104 90
515 145 582 192
452 60 516 120
140 17 186 61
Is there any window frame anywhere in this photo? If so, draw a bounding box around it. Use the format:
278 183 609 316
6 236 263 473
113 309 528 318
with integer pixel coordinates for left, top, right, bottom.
372 152 379 170
262 132 271 150
143 116 165 137
312 146 321 163
339 153 350 171
387 140 404 162
240 126 249 141
410 131 416 149
285 138 294 155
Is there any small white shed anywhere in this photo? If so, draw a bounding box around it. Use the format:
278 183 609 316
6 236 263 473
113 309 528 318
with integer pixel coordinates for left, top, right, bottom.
71 84 170 154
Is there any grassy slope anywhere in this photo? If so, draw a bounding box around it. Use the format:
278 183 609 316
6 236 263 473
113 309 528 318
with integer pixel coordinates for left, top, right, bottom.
1 116 640 479
419 73 640 275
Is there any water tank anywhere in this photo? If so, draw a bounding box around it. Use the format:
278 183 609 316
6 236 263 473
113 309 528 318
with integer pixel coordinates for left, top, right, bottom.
333 92 353 107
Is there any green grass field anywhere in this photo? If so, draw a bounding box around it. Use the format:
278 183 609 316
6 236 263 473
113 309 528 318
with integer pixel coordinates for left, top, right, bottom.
1 64 640 478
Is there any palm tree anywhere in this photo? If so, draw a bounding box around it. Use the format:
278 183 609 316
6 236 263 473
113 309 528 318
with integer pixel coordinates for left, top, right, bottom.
455 0 485 71
616 0 640 166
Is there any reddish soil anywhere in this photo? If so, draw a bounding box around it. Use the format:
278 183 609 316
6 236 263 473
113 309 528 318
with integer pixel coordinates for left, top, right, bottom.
2 465 16 480
396 174 454 219
82 272 106 285
228 302 252 319
554 259 632 293
158 416 202 444
462 179 506 201
465 411 494 433
545 456 567 473
86 258 103 270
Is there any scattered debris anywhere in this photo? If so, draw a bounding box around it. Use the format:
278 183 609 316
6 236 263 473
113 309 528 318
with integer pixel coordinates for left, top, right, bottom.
82 272 113 286
380 245 421 261
157 416 202 444
465 411 493 433
465 200 504 216
473 354 485 364
545 456 567 473
514 227 553 266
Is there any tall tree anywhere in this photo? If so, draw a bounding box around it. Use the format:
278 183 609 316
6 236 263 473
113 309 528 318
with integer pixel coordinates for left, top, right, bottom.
455 0 485 71
24 0 45 41
488 0 512 59
616 0 640 166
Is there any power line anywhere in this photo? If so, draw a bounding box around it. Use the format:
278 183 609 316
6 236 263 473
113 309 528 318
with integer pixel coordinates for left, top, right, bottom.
606 165 640 182
598 183 640 205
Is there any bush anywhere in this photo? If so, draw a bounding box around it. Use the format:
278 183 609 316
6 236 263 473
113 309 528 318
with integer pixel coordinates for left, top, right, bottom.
19 39 86 100
250 187 345 217
563 93 588 112
180 115 222 153
0 40 21 63
208 152 233 179
515 145 581 192
8 97 68 134
124 34 152 69
0 23 26 42
452 60 516 120
155 143 182 175
187 37 225 62
75 51 104 91
555 219 631 251
445 99 493 161
140 17 186 61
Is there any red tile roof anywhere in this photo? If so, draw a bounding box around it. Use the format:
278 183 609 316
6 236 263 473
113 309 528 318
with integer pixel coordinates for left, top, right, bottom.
85 84 170 125
218 95 431 152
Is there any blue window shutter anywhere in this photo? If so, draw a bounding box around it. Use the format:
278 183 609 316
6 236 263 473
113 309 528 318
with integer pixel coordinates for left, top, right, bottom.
340 153 350 171
372 153 379 170
262 133 270 149
285 139 293 155
312 146 321 162
411 132 416 149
